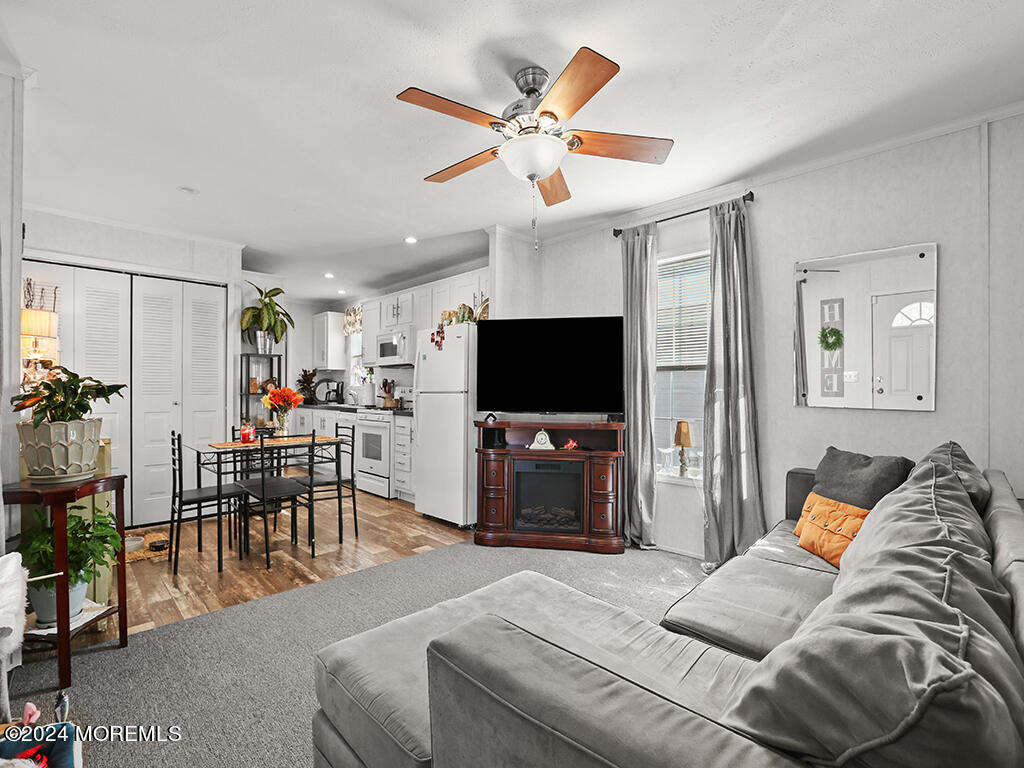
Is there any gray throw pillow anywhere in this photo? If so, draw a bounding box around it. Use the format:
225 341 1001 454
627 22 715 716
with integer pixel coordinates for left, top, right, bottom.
921 441 992 514
812 446 914 511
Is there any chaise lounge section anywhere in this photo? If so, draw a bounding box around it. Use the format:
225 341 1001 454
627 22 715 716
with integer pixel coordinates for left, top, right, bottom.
313 445 1024 767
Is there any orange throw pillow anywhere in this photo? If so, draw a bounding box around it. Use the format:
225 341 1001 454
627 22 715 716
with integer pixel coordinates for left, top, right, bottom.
795 492 870 568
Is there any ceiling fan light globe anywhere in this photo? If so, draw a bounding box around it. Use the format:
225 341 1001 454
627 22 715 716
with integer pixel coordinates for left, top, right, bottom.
497 133 568 182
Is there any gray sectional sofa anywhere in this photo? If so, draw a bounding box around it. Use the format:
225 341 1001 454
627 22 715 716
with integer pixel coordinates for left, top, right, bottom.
313 453 1024 767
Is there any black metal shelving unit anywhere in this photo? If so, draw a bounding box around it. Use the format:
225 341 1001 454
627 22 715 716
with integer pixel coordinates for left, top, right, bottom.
240 352 283 423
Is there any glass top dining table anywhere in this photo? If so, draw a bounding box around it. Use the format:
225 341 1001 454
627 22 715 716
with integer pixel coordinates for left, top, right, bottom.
181 433 348 571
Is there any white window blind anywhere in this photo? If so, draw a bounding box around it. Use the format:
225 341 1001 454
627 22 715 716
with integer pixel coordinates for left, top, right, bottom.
657 253 711 368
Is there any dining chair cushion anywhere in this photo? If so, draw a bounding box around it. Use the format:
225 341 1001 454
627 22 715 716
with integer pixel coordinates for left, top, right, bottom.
297 473 350 488
179 483 246 505
237 476 309 501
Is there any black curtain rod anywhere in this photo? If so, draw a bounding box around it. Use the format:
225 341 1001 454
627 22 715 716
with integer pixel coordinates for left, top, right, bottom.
612 190 754 238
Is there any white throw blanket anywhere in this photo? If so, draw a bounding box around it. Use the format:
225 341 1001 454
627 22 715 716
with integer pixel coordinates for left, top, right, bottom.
0 552 28 724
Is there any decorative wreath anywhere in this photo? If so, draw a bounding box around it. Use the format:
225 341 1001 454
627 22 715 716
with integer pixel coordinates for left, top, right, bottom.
818 326 844 351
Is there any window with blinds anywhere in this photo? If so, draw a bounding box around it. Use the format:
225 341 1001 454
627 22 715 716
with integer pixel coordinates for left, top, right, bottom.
656 252 711 368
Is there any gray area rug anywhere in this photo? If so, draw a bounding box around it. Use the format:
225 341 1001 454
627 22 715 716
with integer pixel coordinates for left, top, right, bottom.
10 542 702 767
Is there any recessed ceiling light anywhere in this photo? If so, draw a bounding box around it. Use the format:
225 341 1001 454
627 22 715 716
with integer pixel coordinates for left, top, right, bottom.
176 185 200 195
324 272 334 279
337 289 346 295
404 236 418 244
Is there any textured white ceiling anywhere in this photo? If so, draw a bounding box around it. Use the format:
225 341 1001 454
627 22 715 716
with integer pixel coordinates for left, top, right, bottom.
3 0 1024 298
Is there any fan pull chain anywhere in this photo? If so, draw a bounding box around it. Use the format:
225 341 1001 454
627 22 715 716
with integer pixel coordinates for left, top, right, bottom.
530 180 540 252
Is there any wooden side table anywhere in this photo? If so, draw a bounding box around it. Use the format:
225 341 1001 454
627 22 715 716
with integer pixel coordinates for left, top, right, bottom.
3 473 128 689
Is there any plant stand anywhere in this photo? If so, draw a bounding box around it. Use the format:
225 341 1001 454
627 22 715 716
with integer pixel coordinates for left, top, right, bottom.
2 473 128 689
239 352 283 424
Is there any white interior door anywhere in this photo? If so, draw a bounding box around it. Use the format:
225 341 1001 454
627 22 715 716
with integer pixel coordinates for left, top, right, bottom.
872 290 935 411
182 282 226 488
74 269 132 505
132 276 183 525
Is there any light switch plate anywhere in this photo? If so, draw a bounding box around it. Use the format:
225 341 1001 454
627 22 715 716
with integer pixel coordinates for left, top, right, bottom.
844 371 859 383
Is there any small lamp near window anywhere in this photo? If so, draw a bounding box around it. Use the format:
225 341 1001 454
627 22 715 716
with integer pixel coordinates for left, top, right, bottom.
673 421 692 477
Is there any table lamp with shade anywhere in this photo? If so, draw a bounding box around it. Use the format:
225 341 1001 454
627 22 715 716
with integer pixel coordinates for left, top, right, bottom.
674 420 692 476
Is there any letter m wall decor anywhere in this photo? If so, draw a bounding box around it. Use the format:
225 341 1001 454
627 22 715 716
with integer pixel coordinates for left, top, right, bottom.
820 298 844 398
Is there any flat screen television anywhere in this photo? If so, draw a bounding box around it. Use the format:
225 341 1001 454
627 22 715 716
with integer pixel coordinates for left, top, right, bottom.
476 317 624 414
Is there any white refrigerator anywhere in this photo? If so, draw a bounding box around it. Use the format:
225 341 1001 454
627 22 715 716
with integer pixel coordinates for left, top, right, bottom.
413 323 477 526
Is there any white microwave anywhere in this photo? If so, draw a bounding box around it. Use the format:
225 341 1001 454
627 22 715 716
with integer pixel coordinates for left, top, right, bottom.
375 325 415 366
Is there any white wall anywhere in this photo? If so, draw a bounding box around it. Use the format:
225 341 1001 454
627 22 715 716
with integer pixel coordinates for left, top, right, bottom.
988 114 1024 494
495 114 1024 548
750 124 1004 523
0 72 24 541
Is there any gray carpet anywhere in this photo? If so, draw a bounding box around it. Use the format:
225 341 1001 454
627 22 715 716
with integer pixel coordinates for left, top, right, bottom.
10 542 702 767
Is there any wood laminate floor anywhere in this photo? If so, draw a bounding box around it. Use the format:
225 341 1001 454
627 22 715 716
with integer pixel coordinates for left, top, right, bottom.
25 490 471 657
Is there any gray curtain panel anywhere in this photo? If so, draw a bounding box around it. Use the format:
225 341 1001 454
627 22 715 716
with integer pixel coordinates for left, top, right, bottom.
620 223 658 548
702 198 766 570
793 278 809 406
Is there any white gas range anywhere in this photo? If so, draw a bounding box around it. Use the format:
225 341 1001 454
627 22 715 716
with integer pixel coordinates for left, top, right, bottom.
355 407 395 498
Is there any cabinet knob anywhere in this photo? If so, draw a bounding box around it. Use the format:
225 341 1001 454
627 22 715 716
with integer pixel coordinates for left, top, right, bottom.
489 508 496 515
600 513 607 520
600 474 607 481
490 470 496 477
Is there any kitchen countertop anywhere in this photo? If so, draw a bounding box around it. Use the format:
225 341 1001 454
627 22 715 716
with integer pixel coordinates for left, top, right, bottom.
298 403 359 413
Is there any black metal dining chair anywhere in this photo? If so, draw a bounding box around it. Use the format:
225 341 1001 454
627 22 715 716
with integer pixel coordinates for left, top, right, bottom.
235 432 316 569
295 423 359 543
168 431 245 575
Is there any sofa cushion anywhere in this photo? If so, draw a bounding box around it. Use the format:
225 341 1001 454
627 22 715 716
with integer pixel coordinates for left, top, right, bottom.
661 554 835 659
840 460 992 575
745 519 838 575
922 441 991 514
721 459 1024 767
793 446 913 536
314 570 753 768
982 470 1024 658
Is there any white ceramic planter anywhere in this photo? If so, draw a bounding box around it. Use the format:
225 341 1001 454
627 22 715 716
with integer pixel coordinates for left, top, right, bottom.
17 417 103 484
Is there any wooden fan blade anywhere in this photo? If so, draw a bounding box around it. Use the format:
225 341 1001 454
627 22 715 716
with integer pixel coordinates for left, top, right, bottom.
565 130 673 164
397 88 507 130
537 168 570 206
537 47 620 123
425 147 500 182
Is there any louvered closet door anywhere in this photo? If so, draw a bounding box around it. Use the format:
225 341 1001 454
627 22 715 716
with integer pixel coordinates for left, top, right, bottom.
74 269 132 507
131 277 183 526
181 282 226 489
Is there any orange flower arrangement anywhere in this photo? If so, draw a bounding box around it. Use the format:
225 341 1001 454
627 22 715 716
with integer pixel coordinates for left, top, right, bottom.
261 386 303 430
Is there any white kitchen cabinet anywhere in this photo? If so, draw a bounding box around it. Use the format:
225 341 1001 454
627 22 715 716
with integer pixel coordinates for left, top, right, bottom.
381 291 413 329
295 408 311 434
431 283 451 324
313 311 346 369
413 287 432 333
450 273 477 309
393 415 414 499
361 300 380 364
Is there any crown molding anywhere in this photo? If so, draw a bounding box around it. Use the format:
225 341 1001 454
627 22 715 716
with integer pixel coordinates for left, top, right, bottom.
24 204 246 250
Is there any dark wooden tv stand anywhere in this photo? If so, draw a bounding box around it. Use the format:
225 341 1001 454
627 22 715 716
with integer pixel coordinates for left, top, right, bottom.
474 420 625 554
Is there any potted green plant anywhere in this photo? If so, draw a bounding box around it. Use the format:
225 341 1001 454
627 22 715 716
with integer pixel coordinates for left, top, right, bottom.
21 505 122 628
11 363 126 483
240 281 296 353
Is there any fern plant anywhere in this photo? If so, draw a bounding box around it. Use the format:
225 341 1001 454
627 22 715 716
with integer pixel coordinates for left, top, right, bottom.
240 281 296 344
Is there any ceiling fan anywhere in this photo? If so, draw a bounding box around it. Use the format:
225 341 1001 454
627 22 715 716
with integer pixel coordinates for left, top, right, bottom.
397 47 674 206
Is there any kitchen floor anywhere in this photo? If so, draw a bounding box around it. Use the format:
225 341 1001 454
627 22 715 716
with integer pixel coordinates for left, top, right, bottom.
25 490 472 656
